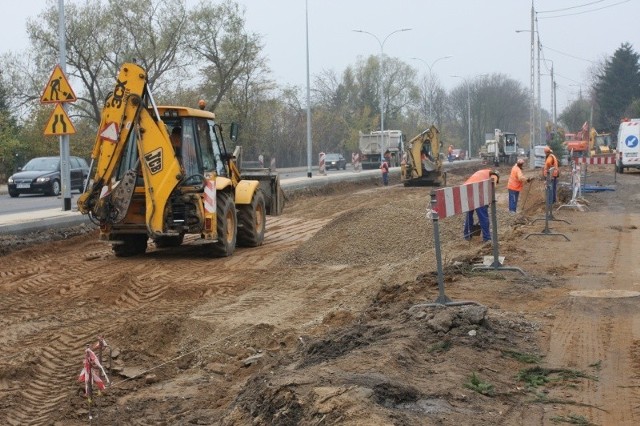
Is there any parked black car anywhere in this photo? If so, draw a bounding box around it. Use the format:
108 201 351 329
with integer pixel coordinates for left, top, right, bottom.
7 156 89 197
324 153 346 170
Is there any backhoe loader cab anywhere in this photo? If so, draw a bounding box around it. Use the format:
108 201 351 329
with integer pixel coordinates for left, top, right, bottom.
78 62 283 258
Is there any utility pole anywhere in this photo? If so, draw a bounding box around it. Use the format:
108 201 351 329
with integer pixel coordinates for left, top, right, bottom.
529 2 535 169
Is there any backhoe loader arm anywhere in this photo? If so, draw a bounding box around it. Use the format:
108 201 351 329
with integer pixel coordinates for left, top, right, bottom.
77 63 148 215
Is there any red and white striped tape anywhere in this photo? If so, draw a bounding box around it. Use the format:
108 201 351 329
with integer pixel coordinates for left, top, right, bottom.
431 179 493 218
576 155 616 165
204 179 216 213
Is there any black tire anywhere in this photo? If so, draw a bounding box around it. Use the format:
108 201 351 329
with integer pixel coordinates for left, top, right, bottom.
48 179 61 196
210 192 237 257
112 234 148 257
154 234 184 248
8 190 19 198
237 191 266 247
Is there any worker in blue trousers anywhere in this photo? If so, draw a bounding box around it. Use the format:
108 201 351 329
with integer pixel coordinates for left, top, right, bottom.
463 169 500 242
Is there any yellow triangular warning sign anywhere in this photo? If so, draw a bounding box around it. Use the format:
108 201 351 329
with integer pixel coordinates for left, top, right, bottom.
44 103 76 136
40 64 77 103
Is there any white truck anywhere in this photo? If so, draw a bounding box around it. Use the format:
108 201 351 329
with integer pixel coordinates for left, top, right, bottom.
616 118 640 173
358 130 404 169
482 129 518 165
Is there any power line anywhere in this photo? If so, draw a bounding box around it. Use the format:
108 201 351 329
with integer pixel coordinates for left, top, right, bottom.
538 0 631 19
538 0 605 14
542 44 596 63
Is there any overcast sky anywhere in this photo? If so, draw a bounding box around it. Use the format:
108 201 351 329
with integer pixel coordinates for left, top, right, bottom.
1 0 637 113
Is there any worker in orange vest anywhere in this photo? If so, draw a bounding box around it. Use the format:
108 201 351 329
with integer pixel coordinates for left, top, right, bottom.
542 146 560 203
507 158 532 214
447 145 454 162
463 169 500 242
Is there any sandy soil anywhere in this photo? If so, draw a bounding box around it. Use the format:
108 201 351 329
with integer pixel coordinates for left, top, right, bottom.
0 162 639 426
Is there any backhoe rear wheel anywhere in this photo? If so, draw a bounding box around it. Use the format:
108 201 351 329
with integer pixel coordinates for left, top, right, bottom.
112 234 148 257
209 192 237 257
237 190 265 247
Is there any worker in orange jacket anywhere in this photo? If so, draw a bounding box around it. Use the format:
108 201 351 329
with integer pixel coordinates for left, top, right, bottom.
507 158 532 214
463 169 500 242
542 146 560 203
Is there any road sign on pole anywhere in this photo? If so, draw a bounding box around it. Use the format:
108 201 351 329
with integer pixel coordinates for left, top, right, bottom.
40 64 77 103
44 103 76 136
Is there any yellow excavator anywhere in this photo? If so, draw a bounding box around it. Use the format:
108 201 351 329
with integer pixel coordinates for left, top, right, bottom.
401 125 444 186
77 62 283 257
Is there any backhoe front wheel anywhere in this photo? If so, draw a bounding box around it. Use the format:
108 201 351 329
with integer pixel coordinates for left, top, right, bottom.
237 190 265 247
209 192 237 257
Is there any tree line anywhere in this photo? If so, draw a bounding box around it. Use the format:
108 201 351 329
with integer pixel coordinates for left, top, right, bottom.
0 0 638 181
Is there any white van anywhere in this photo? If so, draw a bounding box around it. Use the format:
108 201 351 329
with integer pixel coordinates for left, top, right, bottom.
617 118 640 173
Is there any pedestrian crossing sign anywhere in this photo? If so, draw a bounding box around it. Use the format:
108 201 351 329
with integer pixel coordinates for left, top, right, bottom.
44 103 76 136
40 64 77 103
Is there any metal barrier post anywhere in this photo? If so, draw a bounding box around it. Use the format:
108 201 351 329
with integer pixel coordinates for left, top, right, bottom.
409 191 478 309
526 169 570 240
472 181 525 275
557 160 587 212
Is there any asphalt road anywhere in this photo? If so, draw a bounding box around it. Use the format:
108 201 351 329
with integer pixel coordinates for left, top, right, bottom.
0 160 478 234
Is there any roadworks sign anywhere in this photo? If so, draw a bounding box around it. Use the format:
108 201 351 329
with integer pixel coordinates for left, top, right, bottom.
40 64 76 103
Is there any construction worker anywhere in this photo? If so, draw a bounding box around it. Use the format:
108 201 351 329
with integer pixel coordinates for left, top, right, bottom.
507 158 532 214
463 169 500 242
170 126 182 158
448 144 454 162
380 157 389 186
542 146 560 203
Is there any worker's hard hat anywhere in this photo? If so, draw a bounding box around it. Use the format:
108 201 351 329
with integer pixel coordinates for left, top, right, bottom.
544 146 552 153
516 158 525 166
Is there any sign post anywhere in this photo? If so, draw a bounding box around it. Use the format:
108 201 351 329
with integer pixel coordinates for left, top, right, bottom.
40 2 77 210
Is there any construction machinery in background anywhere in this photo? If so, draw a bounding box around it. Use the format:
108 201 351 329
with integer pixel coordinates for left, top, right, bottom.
77 62 283 257
358 129 404 169
563 123 614 157
401 125 444 186
481 129 518 165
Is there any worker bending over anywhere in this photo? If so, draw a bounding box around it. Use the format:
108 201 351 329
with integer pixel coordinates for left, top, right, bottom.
463 169 500 242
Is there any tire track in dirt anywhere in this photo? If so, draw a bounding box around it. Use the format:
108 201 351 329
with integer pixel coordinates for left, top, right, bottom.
0 208 335 424
544 209 640 425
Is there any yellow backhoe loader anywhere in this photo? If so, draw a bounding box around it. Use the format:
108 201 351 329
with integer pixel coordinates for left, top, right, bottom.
401 125 445 186
77 62 283 257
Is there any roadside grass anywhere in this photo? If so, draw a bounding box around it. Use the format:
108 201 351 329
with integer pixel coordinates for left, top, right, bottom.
464 372 494 396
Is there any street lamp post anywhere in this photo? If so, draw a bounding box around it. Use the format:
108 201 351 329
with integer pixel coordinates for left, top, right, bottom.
411 55 452 122
354 28 411 162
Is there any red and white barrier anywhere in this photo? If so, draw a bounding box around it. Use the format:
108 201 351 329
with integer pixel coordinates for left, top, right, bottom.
318 152 326 175
432 179 493 218
575 155 616 165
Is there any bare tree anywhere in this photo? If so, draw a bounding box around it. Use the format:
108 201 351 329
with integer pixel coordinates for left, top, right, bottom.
187 0 264 112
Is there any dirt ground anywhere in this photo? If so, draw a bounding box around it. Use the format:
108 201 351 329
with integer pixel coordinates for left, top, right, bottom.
1 162 639 426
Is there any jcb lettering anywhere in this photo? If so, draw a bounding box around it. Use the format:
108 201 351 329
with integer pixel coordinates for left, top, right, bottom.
144 149 163 174
111 79 127 108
